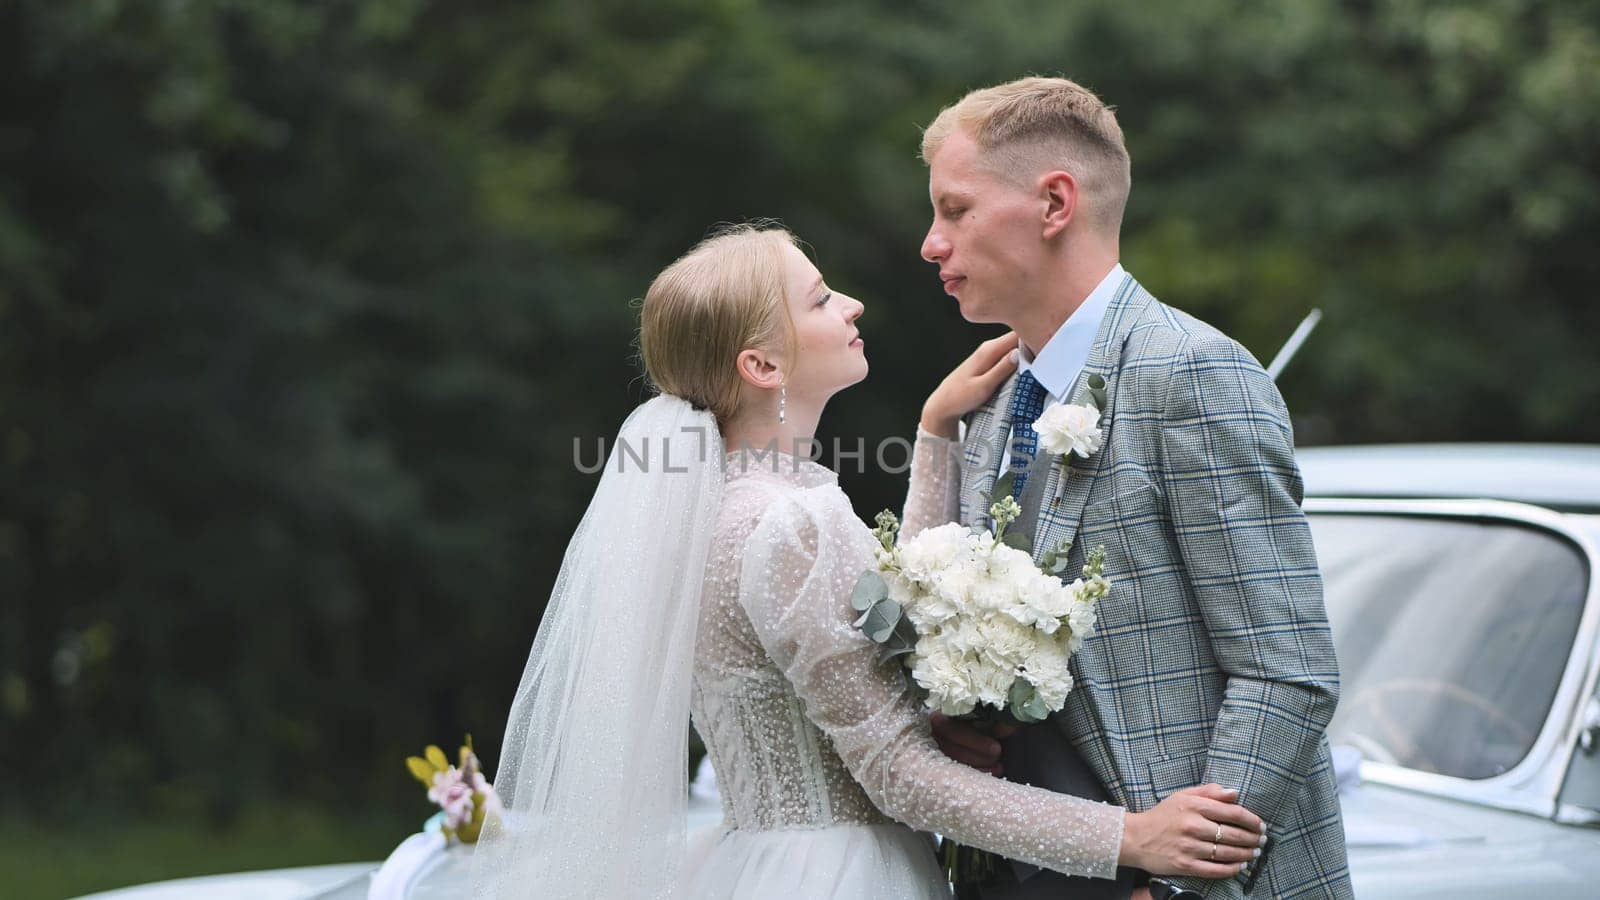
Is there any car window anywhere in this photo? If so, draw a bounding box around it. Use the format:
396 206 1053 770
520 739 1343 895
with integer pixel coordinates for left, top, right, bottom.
1308 513 1589 780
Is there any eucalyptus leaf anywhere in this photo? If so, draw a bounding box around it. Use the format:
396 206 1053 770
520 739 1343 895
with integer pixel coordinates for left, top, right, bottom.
1087 374 1107 410
1001 530 1033 553
858 598 903 643
891 615 918 647
852 570 888 612
1007 677 1034 707
882 618 918 658
1008 679 1051 723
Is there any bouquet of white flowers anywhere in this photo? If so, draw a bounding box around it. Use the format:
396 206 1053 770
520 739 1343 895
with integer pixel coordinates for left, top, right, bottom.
853 475 1110 726
853 476 1110 889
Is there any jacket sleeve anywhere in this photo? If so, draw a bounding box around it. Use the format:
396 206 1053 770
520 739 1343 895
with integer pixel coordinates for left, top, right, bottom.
1157 336 1341 894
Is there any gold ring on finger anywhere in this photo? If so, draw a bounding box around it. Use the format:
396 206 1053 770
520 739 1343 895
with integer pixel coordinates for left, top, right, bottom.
1214 822 1223 844
1209 840 1218 861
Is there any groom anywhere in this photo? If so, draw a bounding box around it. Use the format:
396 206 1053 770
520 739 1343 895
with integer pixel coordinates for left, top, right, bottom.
915 78 1352 899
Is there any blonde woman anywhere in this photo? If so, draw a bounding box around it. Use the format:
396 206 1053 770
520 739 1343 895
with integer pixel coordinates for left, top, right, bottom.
468 225 1265 899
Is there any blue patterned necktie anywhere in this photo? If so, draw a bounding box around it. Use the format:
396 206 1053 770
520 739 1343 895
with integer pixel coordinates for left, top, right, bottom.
1004 369 1050 500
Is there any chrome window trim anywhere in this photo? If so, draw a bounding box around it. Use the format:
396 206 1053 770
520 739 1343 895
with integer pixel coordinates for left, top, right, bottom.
1304 497 1600 821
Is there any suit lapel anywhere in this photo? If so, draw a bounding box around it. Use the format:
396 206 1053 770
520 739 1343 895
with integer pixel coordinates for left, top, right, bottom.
959 373 1017 528
1030 272 1149 564
1041 274 1156 791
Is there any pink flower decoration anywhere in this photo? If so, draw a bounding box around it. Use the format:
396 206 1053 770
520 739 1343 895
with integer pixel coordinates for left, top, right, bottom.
429 767 476 830
472 771 504 817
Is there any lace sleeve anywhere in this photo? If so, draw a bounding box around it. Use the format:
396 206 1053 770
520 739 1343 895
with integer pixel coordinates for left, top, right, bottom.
900 425 963 541
737 488 1124 879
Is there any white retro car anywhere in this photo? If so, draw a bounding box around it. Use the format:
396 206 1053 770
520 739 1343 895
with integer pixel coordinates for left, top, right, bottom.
81 444 1600 899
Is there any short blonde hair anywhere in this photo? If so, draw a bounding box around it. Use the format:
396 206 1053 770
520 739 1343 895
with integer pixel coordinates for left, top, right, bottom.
638 224 798 423
921 77 1131 233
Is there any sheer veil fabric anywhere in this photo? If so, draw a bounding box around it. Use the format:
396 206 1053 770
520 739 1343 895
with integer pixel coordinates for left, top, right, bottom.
469 394 724 900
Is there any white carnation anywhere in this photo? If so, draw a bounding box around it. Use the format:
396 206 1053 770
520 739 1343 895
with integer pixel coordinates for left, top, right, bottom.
1031 667 1076 711
929 554 986 610
885 571 918 607
1034 403 1103 459
969 543 1030 612
1010 579 1073 634
969 662 1015 709
973 616 1037 669
986 544 1035 587
937 617 983 656
1020 636 1076 710
911 640 977 717
905 583 962 631
897 523 973 585
1067 597 1098 641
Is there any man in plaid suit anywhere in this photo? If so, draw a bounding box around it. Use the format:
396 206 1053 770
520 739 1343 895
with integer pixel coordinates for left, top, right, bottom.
914 78 1351 899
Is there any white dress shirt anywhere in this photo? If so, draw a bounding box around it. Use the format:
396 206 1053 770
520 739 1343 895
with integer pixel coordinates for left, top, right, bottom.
1003 263 1125 463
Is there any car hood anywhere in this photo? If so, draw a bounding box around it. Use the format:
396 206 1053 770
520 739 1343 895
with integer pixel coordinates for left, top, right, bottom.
1341 781 1600 895
75 796 726 899
74 862 378 900
83 786 1600 899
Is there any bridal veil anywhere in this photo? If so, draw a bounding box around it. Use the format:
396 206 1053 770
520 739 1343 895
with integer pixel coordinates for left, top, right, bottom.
469 394 724 899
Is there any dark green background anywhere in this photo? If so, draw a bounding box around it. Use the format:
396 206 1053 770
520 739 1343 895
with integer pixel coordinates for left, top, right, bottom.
2 0 1595 894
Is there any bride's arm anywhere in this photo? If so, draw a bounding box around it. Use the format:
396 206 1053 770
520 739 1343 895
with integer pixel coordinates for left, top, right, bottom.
738 490 1123 880
899 425 963 541
901 331 1019 540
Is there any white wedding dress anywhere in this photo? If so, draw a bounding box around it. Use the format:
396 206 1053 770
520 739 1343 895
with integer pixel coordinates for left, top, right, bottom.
679 433 1125 899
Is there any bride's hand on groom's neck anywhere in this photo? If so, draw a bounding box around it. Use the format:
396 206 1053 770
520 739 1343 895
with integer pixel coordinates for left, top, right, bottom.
921 332 1019 439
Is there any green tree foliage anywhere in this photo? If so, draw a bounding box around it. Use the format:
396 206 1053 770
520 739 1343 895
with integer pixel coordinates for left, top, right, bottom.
1 0 1594 822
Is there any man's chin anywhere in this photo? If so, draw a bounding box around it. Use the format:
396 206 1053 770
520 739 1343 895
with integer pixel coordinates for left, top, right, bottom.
955 297 995 325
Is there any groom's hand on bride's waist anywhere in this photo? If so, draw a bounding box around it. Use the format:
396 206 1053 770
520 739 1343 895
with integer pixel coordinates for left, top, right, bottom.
929 712 1017 776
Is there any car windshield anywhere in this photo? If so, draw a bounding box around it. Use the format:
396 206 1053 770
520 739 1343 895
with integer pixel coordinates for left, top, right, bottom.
1308 512 1589 780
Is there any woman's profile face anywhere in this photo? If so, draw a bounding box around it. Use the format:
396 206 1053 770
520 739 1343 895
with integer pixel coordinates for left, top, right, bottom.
778 242 868 401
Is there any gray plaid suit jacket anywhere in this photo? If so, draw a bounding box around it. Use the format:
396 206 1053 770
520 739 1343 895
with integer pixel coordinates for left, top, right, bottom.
957 273 1352 899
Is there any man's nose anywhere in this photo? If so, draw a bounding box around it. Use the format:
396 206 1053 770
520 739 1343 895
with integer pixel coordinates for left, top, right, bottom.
921 225 949 263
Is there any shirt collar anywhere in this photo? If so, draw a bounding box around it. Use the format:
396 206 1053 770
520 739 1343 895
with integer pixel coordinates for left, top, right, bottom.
1017 263 1124 403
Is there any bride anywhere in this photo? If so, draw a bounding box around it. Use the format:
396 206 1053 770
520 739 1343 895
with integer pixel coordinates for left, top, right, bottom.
468 224 1264 899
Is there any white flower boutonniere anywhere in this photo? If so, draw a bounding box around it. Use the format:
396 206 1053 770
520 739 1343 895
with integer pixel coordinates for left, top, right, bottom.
1034 402 1103 459
1032 375 1107 502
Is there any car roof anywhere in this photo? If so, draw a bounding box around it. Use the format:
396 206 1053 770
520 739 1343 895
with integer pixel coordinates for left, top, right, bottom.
1297 443 1600 513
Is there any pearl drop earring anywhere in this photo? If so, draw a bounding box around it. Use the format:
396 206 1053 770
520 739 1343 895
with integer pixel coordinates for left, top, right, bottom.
778 383 787 424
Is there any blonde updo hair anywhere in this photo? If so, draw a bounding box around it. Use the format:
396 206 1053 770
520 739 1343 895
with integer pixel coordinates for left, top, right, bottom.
638 224 799 423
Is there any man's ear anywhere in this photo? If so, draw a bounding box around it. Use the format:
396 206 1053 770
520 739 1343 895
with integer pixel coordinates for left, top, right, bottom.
1040 170 1077 240
734 348 784 391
